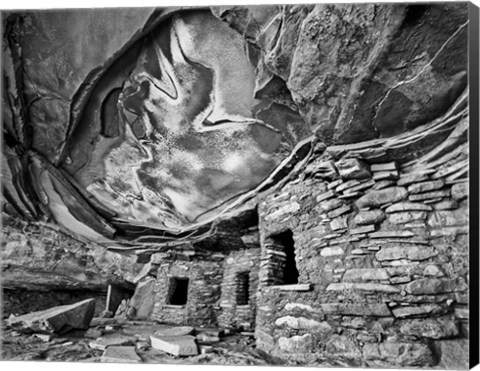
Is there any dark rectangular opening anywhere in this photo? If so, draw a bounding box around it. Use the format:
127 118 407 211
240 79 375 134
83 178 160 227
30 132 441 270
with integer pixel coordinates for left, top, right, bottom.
167 277 189 305
236 272 250 305
270 229 299 285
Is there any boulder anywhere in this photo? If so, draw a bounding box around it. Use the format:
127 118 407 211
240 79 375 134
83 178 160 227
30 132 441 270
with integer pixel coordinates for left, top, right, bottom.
128 277 156 320
7 298 95 334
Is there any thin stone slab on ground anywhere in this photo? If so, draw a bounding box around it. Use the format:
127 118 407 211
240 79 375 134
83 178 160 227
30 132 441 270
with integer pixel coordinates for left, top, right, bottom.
154 326 194 337
101 346 142 363
89 335 136 350
7 299 95 334
150 334 199 356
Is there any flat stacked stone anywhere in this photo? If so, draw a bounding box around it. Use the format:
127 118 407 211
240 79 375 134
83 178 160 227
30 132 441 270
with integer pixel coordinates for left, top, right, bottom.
335 158 371 179
408 189 450 201
354 210 385 225
372 179 396 190
356 187 408 209
386 202 432 213
407 180 444 194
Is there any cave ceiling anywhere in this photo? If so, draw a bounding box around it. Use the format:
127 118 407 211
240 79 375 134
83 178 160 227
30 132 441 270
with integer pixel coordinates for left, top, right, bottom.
1 4 469 251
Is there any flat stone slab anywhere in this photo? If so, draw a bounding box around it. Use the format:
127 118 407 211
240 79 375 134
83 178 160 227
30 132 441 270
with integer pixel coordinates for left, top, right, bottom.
342 268 389 282
407 180 444 194
150 335 199 356
195 327 224 337
7 298 95 334
321 303 391 317
326 283 400 294
372 170 399 180
375 245 437 262
354 210 385 225
350 225 376 234
392 304 445 318
397 173 430 186
90 317 119 327
154 326 195 337
101 346 142 363
327 204 351 218
408 189 450 201
196 333 220 343
269 284 313 291
371 162 397 172
335 158 371 179
275 316 332 333
369 230 415 239
385 202 432 213
89 335 136 350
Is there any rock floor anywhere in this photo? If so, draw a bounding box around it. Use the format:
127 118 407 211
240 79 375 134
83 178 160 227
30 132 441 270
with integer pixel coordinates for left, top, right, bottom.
0 320 342 366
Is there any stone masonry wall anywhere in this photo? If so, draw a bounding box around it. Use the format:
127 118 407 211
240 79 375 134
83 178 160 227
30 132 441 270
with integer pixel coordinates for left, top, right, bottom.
217 249 261 331
255 152 469 368
151 253 224 326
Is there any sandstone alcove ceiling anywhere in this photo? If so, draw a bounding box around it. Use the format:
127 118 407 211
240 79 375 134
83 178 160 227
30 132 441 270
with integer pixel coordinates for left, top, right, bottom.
3 7 313 248
3 4 469 250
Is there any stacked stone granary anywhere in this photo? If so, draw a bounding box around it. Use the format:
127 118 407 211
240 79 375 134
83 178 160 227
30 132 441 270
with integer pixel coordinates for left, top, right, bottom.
255 146 469 367
115 87 470 368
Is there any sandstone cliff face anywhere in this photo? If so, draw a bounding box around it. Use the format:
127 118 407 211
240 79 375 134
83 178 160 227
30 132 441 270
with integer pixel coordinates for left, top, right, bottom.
212 4 468 144
2 213 143 291
1 4 472 368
